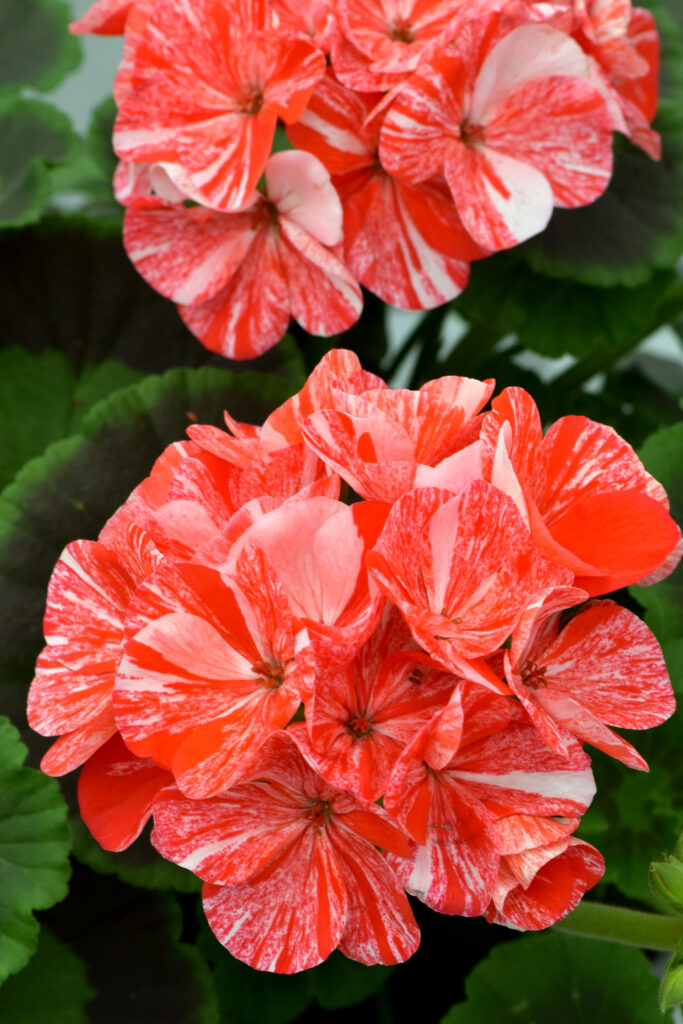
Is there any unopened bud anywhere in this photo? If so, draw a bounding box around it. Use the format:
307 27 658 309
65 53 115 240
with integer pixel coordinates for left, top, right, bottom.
649 859 683 914
660 943 683 1012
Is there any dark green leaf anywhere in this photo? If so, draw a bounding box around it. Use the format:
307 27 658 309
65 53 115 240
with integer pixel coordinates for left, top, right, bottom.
0 927 94 1023
70 818 201 894
0 0 80 95
199 917 315 1024
44 867 218 1024
198 919 394 1024
631 421 683 685
0 716 70 985
85 97 117 183
519 103 683 288
0 347 142 490
578 713 683 904
455 253 676 360
0 216 308 381
0 99 77 228
311 953 394 1011
440 932 668 1024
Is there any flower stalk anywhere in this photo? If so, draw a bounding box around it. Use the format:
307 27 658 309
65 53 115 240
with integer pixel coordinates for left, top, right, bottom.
555 902 683 951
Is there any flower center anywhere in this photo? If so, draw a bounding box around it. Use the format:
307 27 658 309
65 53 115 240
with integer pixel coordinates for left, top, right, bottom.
521 662 548 690
389 16 415 43
306 799 332 831
347 712 374 739
237 83 265 116
251 659 285 689
249 199 278 231
460 120 485 146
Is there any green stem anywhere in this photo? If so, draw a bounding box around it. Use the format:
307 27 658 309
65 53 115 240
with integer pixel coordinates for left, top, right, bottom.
554 902 683 950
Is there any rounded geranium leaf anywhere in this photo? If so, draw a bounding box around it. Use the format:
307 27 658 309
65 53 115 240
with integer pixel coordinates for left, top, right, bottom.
0 0 81 94
0 927 94 1024
441 932 665 1024
0 717 70 985
0 99 78 229
43 869 218 1024
0 346 141 489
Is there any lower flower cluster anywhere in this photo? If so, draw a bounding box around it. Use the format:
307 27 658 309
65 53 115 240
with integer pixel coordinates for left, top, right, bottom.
28 350 680 972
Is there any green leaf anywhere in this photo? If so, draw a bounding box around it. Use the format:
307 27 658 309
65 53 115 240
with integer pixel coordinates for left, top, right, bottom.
0 0 80 95
69 817 202 894
85 97 117 182
455 254 677 360
0 716 70 986
518 0 683 288
661 942 683 1011
45 868 218 1024
48 99 120 217
311 953 394 1011
0 216 307 381
198 919 393 1024
578 714 683 904
0 347 142 490
201 929 315 1024
440 932 668 1024
0 927 94 1023
0 99 78 228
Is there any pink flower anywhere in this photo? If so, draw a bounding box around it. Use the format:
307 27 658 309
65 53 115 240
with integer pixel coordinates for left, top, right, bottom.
288 71 484 309
505 593 675 769
114 0 326 211
152 730 420 972
124 151 362 359
482 386 683 594
379 10 615 250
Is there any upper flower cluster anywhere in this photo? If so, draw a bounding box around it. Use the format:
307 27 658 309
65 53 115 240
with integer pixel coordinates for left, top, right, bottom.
29 350 681 973
73 0 661 358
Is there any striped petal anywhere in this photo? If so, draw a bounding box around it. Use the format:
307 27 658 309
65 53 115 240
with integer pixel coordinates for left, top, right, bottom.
202 833 347 973
123 204 256 305
484 75 613 208
178 228 290 360
488 837 604 930
338 172 476 309
333 828 420 965
446 142 554 251
367 482 572 668
536 601 675 729
40 705 117 777
115 550 310 793
278 218 363 337
70 0 133 34
114 0 324 210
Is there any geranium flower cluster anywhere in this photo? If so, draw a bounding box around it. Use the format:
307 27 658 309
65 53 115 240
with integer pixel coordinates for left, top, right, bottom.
72 0 661 359
29 350 680 973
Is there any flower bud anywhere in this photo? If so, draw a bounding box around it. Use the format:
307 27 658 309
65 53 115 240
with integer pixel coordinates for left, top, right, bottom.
660 943 683 1012
649 858 683 914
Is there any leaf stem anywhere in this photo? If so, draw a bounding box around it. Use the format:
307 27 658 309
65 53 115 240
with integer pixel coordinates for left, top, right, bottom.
554 902 683 950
